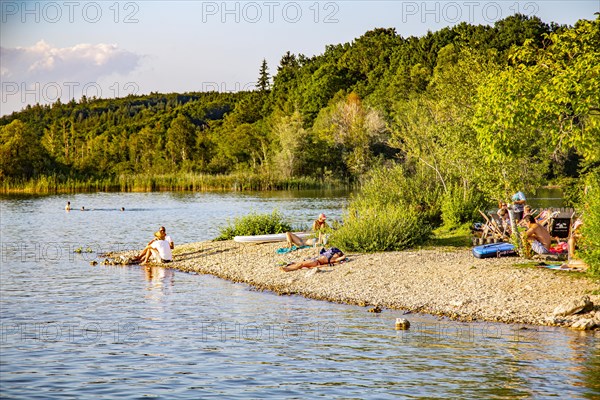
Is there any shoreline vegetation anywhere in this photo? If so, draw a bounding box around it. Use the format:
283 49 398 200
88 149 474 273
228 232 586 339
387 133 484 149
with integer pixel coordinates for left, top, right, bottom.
109 240 600 330
0 173 347 194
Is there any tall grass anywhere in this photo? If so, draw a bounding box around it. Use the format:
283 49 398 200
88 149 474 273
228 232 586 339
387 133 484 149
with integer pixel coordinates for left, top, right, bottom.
0 172 347 194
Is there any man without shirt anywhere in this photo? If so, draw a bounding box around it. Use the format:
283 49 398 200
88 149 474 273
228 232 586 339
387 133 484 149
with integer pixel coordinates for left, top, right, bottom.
524 215 552 254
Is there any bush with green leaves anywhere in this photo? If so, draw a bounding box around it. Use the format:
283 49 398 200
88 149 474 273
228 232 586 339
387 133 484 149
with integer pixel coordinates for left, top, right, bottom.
441 184 488 229
215 210 292 241
353 163 443 225
330 204 432 252
579 171 600 277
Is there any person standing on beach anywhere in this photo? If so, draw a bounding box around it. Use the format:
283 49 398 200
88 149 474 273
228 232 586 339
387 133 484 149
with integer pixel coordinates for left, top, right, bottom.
511 191 527 221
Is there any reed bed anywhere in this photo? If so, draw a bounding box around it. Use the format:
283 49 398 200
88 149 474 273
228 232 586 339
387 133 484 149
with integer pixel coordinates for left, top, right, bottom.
0 173 347 194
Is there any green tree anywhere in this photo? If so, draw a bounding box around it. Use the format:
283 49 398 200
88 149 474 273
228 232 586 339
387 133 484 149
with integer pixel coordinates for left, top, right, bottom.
166 114 197 168
257 58 271 92
313 92 387 177
271 111 306 178
474 17 600 170
0 120 50 179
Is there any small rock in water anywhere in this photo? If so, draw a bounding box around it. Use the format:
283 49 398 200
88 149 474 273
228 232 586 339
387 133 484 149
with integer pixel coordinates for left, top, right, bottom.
395 318 410 330
89 260 98 266
368 305 382 313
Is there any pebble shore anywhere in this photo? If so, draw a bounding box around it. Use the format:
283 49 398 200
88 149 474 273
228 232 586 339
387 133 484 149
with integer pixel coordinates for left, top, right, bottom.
114 240 600 329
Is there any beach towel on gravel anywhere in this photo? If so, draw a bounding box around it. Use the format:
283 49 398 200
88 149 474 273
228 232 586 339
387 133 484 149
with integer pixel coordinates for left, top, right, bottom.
276 245 310 254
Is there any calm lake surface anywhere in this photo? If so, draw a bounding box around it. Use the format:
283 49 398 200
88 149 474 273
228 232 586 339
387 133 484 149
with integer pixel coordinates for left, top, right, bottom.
1 191 598 399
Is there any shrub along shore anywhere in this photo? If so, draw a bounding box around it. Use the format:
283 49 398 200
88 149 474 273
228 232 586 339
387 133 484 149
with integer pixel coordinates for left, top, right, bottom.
110 240 600 330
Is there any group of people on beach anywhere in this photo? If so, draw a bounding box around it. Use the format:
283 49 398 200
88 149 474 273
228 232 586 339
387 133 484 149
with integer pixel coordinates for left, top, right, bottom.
127 213 343 272
280 213 346 272
496 192 581 258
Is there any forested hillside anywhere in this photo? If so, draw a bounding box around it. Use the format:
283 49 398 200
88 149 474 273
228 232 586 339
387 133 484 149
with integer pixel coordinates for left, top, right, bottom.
1 14 598 195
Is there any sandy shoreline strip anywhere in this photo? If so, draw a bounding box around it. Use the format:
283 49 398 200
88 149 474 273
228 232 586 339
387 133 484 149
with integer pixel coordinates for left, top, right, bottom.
114 240 600 329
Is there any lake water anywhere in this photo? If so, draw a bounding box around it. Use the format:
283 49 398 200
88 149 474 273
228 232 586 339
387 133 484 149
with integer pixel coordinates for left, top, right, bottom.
1 191 598 399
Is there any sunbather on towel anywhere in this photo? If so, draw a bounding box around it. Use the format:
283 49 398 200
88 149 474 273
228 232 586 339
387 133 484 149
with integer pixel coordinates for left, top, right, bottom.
524 215 552 254
280 247 345 272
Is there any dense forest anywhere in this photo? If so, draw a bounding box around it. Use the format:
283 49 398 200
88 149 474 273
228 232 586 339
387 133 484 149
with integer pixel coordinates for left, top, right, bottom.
1 14 598 196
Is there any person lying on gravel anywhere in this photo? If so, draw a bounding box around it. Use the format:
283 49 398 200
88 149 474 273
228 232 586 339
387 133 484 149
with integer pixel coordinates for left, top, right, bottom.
280 247 345 272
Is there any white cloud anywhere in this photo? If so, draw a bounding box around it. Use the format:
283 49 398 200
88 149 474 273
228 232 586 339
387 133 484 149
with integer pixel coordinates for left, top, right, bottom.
0 40 141 83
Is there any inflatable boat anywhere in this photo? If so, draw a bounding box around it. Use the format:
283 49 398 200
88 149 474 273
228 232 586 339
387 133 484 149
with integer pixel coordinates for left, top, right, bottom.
472 242 516 258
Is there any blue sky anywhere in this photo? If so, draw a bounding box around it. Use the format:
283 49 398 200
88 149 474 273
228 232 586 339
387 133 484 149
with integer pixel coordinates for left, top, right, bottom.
1 1 598 115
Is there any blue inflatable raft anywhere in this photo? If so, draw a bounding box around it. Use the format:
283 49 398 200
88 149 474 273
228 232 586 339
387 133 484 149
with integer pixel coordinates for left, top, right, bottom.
472 242 516 258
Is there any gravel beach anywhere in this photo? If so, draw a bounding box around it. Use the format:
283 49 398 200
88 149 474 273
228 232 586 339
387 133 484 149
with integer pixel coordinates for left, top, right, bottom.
114 240 600 329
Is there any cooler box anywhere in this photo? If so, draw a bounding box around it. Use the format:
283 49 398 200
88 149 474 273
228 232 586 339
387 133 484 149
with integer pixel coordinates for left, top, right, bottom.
472 242 516 259
549 212 572 239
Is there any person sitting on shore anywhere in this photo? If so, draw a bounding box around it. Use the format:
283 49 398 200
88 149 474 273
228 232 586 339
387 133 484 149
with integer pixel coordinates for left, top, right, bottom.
280 247 345 272
159 226 175 250
140 231 173 265
568 218 583 260
286 213 330 249
524 215 552 255
497 201 510 227
518 205 534 227
133 230 173 265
